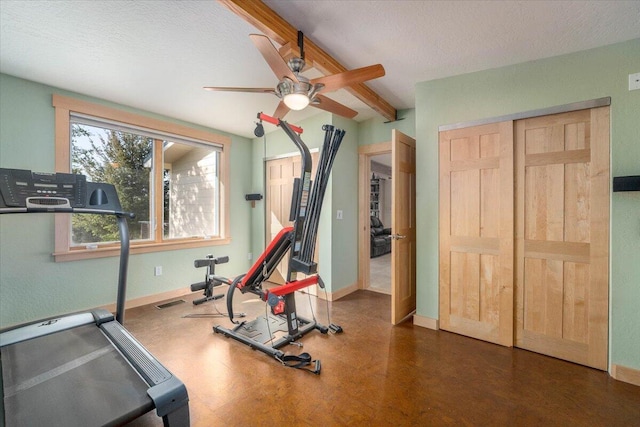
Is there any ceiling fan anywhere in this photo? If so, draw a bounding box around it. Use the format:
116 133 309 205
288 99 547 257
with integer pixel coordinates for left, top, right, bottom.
204 31 385 119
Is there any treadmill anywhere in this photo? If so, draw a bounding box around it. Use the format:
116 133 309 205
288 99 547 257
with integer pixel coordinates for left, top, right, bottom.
0 168 189 426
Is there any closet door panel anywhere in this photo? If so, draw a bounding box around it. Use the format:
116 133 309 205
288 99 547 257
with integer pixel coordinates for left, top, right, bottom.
479 254 501 324
440 104 608 368
450 169 480 236
523 258 564 337
480 168 500 237
562 261 589 344
515 107 609 370
450 251 480 319
525 164 565 241
564 162 590 243
439 121 514 346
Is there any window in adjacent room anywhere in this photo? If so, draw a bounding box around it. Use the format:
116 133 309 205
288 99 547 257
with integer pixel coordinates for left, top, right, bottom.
53 95 230 261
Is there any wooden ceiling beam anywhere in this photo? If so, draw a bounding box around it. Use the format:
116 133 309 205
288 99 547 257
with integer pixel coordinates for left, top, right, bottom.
218 0 397 121
278 42 312 72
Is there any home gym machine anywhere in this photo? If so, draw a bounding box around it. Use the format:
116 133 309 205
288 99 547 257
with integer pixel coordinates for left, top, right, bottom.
0 168 190 426
190 255 230 305
213 115 344 373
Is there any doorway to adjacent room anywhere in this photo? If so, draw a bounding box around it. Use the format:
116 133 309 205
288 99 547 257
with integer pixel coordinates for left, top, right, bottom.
358 130 416 325
368 153 392 295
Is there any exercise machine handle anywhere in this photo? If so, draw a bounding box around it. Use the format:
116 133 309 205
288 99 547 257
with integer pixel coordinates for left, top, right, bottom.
194 255 229 268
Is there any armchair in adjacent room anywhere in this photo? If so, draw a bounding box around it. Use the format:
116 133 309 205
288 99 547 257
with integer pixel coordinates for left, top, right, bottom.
370 216 392 258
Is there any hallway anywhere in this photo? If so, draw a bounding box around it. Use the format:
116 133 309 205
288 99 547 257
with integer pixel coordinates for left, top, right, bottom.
369 252 391 294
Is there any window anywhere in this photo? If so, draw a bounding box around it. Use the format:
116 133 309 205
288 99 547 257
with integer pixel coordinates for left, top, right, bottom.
53 95 230 261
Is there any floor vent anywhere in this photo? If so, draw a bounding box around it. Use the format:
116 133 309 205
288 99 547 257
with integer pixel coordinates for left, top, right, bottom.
155 299 186 309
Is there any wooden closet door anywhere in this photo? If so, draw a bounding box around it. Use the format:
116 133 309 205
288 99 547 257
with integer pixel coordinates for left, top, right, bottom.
515 107 610 370
439 121 514 346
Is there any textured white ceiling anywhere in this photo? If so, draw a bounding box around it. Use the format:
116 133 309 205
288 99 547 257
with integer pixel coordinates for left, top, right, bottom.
1 0 639 138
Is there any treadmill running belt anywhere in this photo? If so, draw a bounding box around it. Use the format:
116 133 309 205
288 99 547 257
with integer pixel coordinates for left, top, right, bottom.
2 324 154 426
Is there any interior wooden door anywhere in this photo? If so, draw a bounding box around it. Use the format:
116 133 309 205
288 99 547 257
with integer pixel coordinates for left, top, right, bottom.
439 121 514 346
391 130 416 324
265 156 294 284
514 107 610 370
265 153 318 284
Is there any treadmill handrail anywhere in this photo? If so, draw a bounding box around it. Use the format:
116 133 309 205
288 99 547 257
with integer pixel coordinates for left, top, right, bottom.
0 207 134 217
0 210 132 324
1 177 134 325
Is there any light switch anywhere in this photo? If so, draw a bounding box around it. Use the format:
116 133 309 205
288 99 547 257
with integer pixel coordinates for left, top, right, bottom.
629 72 640 91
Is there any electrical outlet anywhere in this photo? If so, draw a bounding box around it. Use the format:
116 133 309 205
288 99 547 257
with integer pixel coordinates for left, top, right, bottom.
248 252 253 260
154 266 162 276
630 72 640 91
336 210 343 220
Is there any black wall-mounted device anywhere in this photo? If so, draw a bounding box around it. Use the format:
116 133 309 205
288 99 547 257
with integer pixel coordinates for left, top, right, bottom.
613 176 640 192
245 193 263 201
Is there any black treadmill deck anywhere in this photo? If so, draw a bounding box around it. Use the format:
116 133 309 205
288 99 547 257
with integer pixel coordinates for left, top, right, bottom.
2 324 153 426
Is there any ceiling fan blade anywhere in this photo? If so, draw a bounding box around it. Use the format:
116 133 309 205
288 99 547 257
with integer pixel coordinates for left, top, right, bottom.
310 64 385 93
249 34 299 83
273 101 290 119
203 86 276 94
312 94 358 119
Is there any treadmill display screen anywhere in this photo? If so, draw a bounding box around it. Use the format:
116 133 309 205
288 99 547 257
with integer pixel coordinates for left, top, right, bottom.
0 168 87 209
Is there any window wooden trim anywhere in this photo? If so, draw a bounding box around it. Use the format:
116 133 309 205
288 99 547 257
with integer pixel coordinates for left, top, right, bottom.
52 94 231 262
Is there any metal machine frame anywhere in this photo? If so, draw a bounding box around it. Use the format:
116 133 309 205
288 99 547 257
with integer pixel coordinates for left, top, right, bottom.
214 118 345 370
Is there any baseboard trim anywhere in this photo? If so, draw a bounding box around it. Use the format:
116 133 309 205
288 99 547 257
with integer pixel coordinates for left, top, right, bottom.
101 287 191 313
611 364 640 387
366 286 391 296
413 314 439 330
318 282 358 301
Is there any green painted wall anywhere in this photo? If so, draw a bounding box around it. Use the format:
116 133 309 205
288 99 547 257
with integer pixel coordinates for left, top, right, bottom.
0 73 254 328
330 116 359 290
415 39 640 370
358 108 416 145
249 112 358 292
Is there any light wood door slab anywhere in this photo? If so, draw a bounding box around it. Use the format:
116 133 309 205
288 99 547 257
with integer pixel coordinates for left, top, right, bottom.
515 107 610 370
439 121 514 346
391 130 416 324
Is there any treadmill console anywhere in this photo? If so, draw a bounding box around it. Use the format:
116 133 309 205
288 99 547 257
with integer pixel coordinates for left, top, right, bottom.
0 168 125 214
0 168 86 210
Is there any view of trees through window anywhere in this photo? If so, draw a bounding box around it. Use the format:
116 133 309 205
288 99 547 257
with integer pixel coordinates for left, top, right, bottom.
71 122 221 246
71 124 152 244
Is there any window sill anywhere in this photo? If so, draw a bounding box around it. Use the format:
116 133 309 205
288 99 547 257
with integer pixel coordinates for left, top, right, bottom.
53 237 232 262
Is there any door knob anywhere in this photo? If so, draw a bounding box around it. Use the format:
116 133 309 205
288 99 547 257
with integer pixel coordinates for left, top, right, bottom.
391 234 406 240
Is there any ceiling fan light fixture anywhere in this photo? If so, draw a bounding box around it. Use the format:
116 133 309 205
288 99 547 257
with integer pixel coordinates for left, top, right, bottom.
283 92 310 110
278 78 311 111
